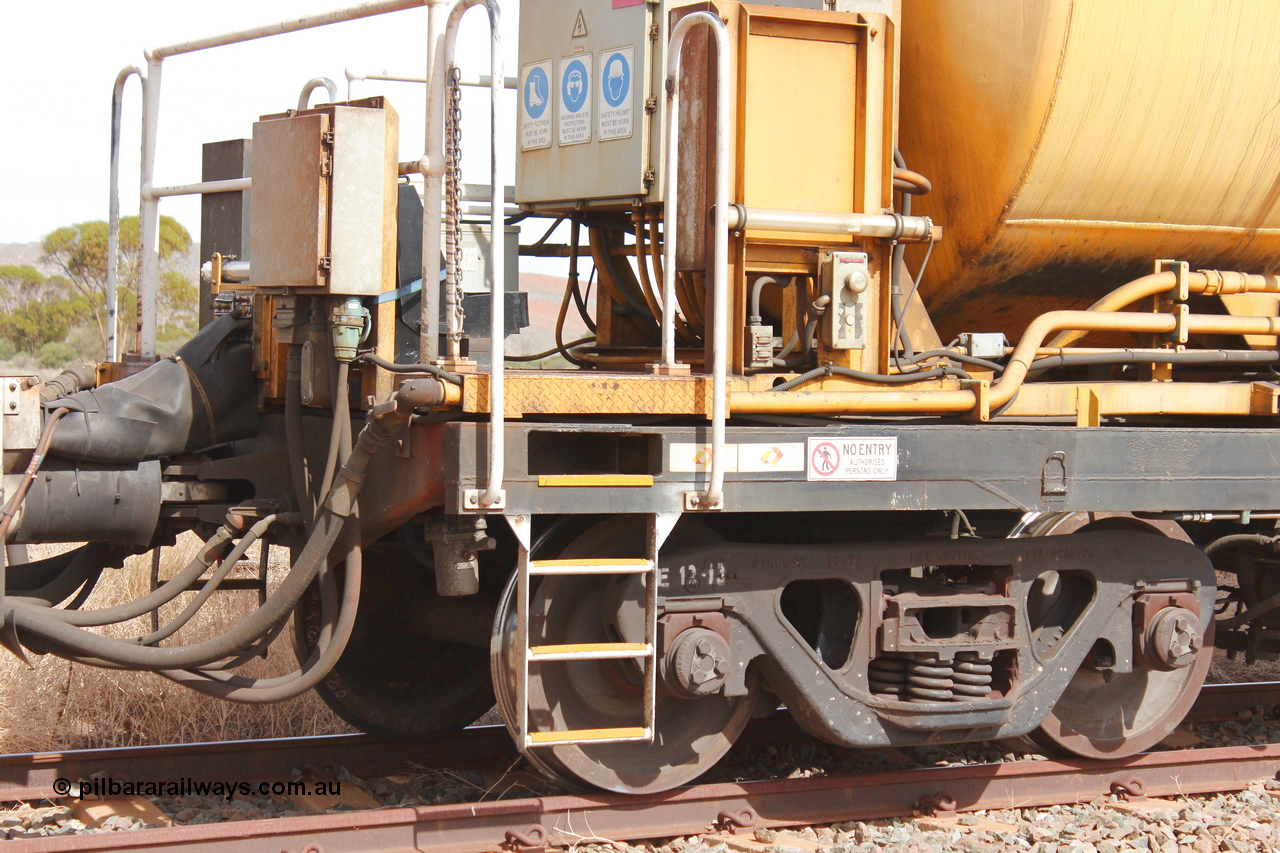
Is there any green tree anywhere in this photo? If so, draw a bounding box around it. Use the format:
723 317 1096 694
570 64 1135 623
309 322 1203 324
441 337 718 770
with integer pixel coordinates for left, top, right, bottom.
41 215 193 352
0 298 86 353
0 265 60 313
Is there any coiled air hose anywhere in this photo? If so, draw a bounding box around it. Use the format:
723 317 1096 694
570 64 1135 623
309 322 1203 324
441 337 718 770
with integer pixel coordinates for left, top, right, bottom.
2 386 422 675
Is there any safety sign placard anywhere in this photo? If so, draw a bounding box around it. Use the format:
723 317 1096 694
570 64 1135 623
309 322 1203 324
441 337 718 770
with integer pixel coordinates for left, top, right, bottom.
598 46 634 141
806 437 898 481
670 443 805 474
520 61 553 151
558 54 592 146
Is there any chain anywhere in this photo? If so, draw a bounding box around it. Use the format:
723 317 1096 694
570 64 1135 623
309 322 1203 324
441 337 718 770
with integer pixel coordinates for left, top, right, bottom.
444 65 466 356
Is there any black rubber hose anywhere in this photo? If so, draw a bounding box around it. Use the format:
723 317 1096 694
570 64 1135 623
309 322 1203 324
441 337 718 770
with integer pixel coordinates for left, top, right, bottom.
356 353 463 386
904 349 1006 373
6 544 117 608
1030 350 1280 372
769 364 965 393
284 345 313 527
135 516 276 646
1205 534 1280 556
5 547 88 591
5 403 409 669
33 526 235 626
155 517 364 703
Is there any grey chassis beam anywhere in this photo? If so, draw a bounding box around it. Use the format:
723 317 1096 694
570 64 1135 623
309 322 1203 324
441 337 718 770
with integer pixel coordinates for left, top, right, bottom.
442 421 1280 515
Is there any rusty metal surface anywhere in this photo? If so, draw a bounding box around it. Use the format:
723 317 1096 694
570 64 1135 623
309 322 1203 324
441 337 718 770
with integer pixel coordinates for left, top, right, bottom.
463 371 719 416
8 742 1280 852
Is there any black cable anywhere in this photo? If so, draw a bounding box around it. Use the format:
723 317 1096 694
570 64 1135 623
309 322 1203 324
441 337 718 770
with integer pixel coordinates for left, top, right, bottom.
769 364 966 393
356 352 463 385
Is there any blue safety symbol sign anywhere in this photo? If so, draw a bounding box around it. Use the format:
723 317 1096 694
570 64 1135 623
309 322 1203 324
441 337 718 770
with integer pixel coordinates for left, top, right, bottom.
598 47 634 141
561 59 589 113
602 51 630 108
558 54 593 146
520 60 553 150
524 66 549 119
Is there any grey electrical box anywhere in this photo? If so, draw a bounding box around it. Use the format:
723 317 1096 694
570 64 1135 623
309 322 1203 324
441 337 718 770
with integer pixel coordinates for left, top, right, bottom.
250 100 399 296
824 250 870 350
515 0 831 210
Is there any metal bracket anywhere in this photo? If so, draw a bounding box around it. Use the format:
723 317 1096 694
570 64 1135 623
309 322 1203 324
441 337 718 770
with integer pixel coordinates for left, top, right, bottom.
684 490 724 511
1041 451 1068 499
463 489 506 511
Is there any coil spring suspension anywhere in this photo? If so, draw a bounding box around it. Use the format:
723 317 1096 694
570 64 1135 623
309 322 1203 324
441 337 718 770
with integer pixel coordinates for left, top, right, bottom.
868 657 908 698
905 652 994 702
907 655 954 703
951 651 993 700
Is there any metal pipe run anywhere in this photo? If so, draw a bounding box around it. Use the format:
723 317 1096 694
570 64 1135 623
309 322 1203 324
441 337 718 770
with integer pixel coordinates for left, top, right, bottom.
1048 270 1280 348
107 65 144 363
731 306 1280 416
723 206 935 241
662 10 731 511
297 76 338 110
441 0 505 508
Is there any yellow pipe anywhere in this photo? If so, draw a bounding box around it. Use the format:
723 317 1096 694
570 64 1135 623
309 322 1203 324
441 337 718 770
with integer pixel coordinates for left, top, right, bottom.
733 307 1280 416
1048 271 1280 348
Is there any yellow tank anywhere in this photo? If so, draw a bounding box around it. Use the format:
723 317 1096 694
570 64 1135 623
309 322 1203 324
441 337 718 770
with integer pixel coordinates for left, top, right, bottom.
898 0 1280 340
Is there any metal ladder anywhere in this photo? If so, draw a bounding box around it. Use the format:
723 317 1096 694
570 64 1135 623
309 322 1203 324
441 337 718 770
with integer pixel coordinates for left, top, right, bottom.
506 513 679 749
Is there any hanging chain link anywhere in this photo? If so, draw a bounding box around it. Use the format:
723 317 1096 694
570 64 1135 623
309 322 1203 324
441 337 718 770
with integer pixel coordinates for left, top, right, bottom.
444 65 466 356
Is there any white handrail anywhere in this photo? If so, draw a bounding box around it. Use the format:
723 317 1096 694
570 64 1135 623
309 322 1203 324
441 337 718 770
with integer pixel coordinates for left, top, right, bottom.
346 66 516 99
121 0 433 359
108 64 144 363
441 0 505 509
298 76 339 110
661 11 731 511
146 178 253 199
419 0 451 363
145 0 427 60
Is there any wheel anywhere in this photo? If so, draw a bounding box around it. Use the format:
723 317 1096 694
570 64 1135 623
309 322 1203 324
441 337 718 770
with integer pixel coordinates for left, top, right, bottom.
491 517 760 794
1017 511 1213 758
295 539 497 740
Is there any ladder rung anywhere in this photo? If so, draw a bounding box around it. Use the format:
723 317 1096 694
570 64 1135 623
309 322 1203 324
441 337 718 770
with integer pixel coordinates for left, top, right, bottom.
529 642 651 661
527 727 650 745
529 558 652 576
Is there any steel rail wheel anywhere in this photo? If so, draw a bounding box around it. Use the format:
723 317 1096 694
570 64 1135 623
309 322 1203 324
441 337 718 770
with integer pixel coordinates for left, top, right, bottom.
492 517 760 794
295 540 496 740
1017 511 1214 759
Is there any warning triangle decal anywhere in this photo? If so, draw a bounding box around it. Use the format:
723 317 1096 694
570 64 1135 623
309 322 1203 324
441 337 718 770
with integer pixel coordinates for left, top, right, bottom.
572 10 588 39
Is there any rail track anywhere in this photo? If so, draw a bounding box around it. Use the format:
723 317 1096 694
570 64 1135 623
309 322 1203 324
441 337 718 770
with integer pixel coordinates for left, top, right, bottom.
3 682 1279 852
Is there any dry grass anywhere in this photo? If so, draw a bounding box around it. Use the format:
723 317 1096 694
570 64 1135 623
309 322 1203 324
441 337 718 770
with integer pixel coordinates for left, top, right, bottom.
0 534 353 754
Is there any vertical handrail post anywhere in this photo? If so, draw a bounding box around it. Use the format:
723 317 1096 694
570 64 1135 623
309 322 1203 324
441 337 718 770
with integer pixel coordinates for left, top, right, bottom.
108 65 144 363
419 0 451 364
136 55 164 360
663 12 730 510
444 0 505 509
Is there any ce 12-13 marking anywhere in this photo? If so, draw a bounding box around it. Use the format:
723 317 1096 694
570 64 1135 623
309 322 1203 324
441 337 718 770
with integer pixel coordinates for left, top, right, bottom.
657 562 730 592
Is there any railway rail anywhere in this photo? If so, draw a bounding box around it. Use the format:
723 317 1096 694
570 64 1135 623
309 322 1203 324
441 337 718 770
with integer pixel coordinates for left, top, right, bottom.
3 741 1280 852
4 682 1275 805
3 682 1279 851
